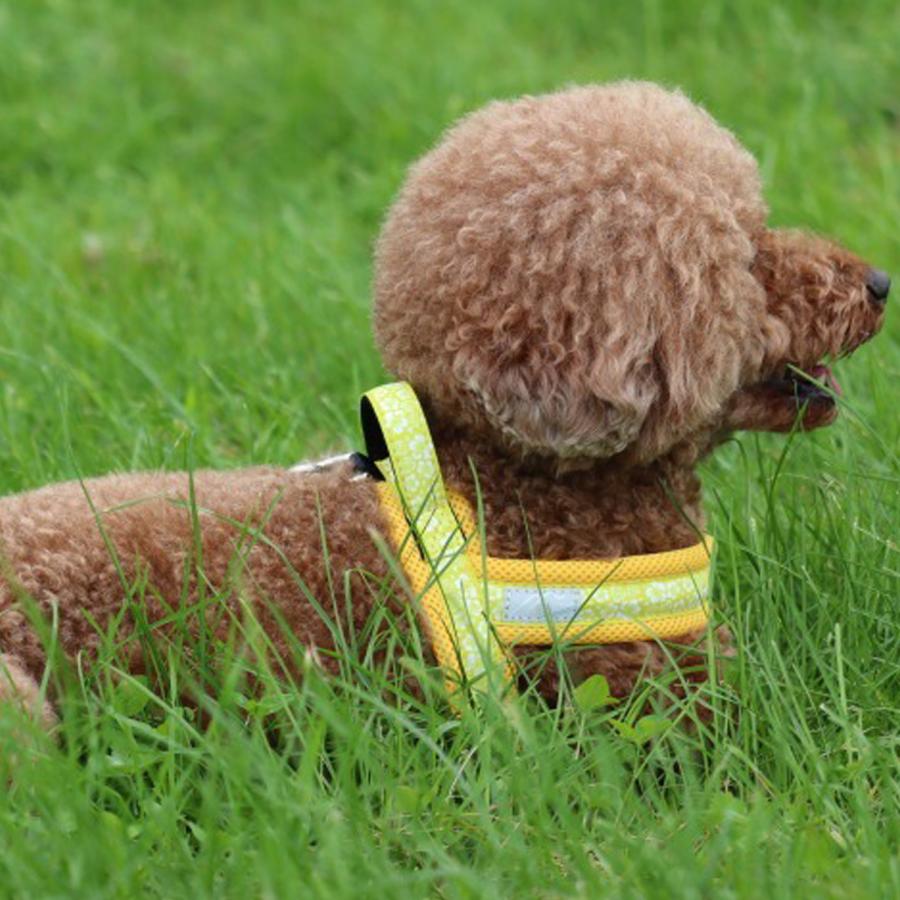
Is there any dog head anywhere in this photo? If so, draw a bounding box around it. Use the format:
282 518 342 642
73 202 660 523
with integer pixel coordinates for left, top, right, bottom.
374 82 886 466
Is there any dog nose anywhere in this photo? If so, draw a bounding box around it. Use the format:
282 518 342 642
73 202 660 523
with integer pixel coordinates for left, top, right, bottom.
866 268 890 305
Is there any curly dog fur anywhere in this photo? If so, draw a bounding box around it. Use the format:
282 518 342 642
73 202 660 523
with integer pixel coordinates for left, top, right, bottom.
0 82 887 723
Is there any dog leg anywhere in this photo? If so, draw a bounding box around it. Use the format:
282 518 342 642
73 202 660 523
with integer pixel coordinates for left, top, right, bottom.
0 653 57 731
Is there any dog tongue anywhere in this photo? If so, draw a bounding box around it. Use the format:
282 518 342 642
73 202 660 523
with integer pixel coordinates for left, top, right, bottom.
810 364 842 396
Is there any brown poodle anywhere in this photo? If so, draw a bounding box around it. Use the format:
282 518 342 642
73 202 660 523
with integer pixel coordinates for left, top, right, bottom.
0 82 888 728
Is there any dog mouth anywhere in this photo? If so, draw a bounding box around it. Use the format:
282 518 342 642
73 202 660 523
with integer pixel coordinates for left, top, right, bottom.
760 324 882 408
780 362 841 402
754 361 844 417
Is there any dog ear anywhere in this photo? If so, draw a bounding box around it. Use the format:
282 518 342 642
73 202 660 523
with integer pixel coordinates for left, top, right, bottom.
444 305 662 459
374 200 664 460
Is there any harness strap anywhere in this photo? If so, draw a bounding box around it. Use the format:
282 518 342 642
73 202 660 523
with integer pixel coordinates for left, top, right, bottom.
362 383 511 690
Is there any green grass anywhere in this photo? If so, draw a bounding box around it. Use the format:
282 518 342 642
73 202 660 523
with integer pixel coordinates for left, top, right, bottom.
1 0 898 896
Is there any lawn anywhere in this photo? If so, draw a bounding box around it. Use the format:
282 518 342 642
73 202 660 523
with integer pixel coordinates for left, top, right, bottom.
0 0 898 896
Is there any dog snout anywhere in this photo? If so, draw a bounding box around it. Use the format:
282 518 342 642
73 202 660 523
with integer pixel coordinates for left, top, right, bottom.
866 268 890 306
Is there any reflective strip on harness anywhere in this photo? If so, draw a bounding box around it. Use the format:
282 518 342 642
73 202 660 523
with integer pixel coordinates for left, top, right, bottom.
362 382 712 693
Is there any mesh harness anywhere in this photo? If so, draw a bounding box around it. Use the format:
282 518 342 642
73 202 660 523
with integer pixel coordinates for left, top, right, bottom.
360 382 712 693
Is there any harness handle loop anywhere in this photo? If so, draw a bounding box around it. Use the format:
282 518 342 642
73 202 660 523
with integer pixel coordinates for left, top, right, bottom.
361 383 450 514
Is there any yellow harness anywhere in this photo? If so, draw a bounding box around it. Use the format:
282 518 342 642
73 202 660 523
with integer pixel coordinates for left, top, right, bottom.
361 382 712 693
